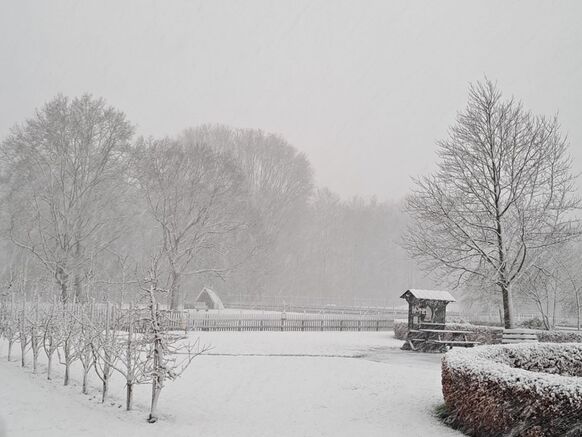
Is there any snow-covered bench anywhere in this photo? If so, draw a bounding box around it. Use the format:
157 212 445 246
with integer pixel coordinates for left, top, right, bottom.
501 328 538 344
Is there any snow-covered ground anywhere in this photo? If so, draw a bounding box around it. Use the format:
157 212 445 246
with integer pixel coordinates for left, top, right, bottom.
0 332 461 437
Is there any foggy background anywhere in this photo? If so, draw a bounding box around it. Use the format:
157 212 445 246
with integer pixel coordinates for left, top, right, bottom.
1 0 581 307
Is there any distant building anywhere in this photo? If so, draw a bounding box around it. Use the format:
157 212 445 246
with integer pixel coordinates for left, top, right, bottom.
195 287 225 310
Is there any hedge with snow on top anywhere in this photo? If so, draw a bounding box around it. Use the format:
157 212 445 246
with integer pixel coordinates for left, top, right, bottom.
441 343 582 436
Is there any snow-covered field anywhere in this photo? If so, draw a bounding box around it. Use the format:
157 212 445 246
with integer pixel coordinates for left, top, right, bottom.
0 332 461 437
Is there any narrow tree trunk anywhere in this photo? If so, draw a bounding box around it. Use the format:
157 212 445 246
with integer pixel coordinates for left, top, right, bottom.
99 302 112 403
20 339 26 367
8 340 14 361
64 362 70 386
148 377 162 423
169 269 183 311
101 375 109 403
32 346 39 374
501 283 515 329
82 368 89 394
148 296 164 423
577 291 581 331
56 265 69 303
74 238 85 303
47 353 53 380
126 382 134 411
126 307 134 410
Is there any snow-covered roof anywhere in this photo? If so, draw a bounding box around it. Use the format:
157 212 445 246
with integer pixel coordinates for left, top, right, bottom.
400 289 456 302
196 287 225 309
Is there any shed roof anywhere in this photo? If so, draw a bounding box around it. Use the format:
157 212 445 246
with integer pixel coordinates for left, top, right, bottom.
196 287 225 309
400 289 456 302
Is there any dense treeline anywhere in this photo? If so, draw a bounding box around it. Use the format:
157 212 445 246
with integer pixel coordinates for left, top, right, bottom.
0 95 427 309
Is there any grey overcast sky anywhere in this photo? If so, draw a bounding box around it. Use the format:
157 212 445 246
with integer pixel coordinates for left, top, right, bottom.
1 0 581 201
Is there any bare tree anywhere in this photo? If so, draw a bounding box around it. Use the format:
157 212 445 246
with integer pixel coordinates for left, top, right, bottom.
181 126 314 299
405 80 580 328
138 257 209 423
133 138 248 310
42 302 62 380
0 95 134 303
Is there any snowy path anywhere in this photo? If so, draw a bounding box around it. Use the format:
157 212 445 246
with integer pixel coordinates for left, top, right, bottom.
0 333 462 437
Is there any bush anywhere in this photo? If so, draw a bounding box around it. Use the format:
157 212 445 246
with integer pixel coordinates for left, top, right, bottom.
442 343 582 436
536 330 582 343
520 317 546 330
393 319 408 340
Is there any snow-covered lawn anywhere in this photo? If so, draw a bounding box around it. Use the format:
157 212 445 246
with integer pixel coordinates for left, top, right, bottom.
0 332 461 437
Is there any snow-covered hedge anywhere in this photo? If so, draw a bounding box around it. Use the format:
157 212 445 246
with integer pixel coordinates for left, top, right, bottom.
393 319 502 344
536 330 582 343
442 343 582 436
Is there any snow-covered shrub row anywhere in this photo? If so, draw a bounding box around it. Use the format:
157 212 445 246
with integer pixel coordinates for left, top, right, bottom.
536 329 582 343
393 319 502 344
442 343 582 436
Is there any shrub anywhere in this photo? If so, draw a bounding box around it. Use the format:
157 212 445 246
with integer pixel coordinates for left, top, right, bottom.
442 343 582 436
393 319 408 340
520 317 546 330
536 330 582 343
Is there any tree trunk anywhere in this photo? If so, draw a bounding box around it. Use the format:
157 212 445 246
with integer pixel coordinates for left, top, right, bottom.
577 291 581 331
47 353 53 380
74 238 86 303
82 368 89 394
20 340 26 367
148 296 164 423
126 382 134 411
101 375 109 403
148 377 162 423
32 347 39 374
501 283 515 329
64 363 70 386
8 340 13 361
169 270 184 311
56 264 69 303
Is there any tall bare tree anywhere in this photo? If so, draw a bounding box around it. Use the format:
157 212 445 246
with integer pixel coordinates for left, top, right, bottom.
0 95 134 302
180 125 314 299
405 80 580 328
133 137 248 310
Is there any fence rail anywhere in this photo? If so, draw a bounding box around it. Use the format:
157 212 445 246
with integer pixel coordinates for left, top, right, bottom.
166 311 393 332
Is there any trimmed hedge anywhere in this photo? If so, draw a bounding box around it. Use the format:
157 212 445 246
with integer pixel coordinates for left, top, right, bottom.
536 330 582 343
442 343 582 436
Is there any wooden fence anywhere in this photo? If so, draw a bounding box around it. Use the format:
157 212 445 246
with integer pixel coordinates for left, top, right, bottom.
165 311 393 332
0 297 394 333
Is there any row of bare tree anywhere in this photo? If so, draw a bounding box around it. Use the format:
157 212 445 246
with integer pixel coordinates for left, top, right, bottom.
0 261 204 423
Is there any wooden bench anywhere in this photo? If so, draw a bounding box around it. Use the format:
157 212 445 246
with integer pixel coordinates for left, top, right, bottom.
502 328 538 344
427 340 480 348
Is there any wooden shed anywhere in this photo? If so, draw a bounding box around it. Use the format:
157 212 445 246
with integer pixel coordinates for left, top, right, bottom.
400 289 456 330
195 287 225 310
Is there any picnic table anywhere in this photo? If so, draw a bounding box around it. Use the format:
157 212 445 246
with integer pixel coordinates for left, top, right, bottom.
404 327 480 352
